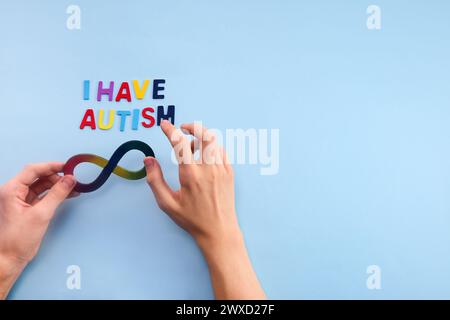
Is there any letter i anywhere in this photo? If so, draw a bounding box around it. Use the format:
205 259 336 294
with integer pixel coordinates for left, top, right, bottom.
132 109 140 130
83 80 90 100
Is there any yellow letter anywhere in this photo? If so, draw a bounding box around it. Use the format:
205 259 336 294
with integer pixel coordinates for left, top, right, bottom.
98 109 115 130
132 80 150 100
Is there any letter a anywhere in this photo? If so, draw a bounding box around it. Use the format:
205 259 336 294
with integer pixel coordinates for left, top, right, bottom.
66 265 81 290
366 265 381 290
366 5 381 30
66 5 81 30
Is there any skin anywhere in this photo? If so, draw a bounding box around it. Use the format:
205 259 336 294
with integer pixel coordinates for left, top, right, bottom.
0 163 77 299
145 120 265 299
0 121 265 300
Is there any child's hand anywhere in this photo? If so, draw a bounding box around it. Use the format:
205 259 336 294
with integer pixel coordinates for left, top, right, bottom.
145 120 265 299
0 163 77 298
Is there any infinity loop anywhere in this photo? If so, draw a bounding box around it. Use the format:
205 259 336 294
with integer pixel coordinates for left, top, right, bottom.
63 140 155 193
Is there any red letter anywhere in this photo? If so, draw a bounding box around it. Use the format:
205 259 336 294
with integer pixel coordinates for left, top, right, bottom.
141 107 155 128
115 82 131 102
80 109 96 130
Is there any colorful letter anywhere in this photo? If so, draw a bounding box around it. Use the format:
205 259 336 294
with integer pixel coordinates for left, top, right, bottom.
131 109 140 130
97 81 114 101
157 105 175 125
141 107 155 128
115 82 132 102
116 110 131 132
80 109 96 130
153 79 165 99
83 80 90 100
98 109 115 130
132 80 150 100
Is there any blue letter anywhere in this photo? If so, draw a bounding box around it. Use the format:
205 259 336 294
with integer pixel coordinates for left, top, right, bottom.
153 79 165 99
157 105 175 125
116 110 131 132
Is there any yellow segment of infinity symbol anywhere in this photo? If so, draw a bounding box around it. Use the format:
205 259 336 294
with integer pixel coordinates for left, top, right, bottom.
84 155 145 179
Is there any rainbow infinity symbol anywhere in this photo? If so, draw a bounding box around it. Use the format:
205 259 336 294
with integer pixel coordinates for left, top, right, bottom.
63 140 155 193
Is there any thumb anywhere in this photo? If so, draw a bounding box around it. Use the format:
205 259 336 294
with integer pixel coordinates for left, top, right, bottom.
144 157 178 213
37 175 76 215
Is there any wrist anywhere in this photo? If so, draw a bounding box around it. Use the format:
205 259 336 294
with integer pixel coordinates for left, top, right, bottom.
195 226 246 261
0 254 27 299
195 226 266 299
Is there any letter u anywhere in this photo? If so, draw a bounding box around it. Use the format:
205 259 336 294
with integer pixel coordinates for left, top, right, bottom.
98 109 115 130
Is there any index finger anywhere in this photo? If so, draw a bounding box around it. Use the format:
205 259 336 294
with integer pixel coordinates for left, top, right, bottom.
15 162 65 186
160 120 193 164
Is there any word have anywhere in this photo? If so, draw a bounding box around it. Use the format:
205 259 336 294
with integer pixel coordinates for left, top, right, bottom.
83 80 166 102
80 79 175 131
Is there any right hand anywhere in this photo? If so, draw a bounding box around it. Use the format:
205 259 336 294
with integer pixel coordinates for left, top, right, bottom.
144 120 240 247
144 120 266 299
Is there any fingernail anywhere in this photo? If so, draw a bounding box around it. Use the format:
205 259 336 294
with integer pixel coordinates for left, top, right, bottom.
144 157 154 168
61 175 76 189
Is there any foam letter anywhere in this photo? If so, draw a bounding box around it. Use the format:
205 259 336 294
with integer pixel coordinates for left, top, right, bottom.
141 107 155 128
115 81 132 102
153 79 165 99
97 81 114 101
116 110 131 132
80 109 96 130
131 109 140 130
83 80 90 100
157 105 175 125
98 109 115 130
132 80 150 100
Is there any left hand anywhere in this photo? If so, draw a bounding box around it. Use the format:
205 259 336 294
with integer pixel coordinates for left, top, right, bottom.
0 162 78 299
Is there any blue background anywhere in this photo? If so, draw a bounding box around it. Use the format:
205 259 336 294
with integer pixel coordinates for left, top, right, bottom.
1 0 450 299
